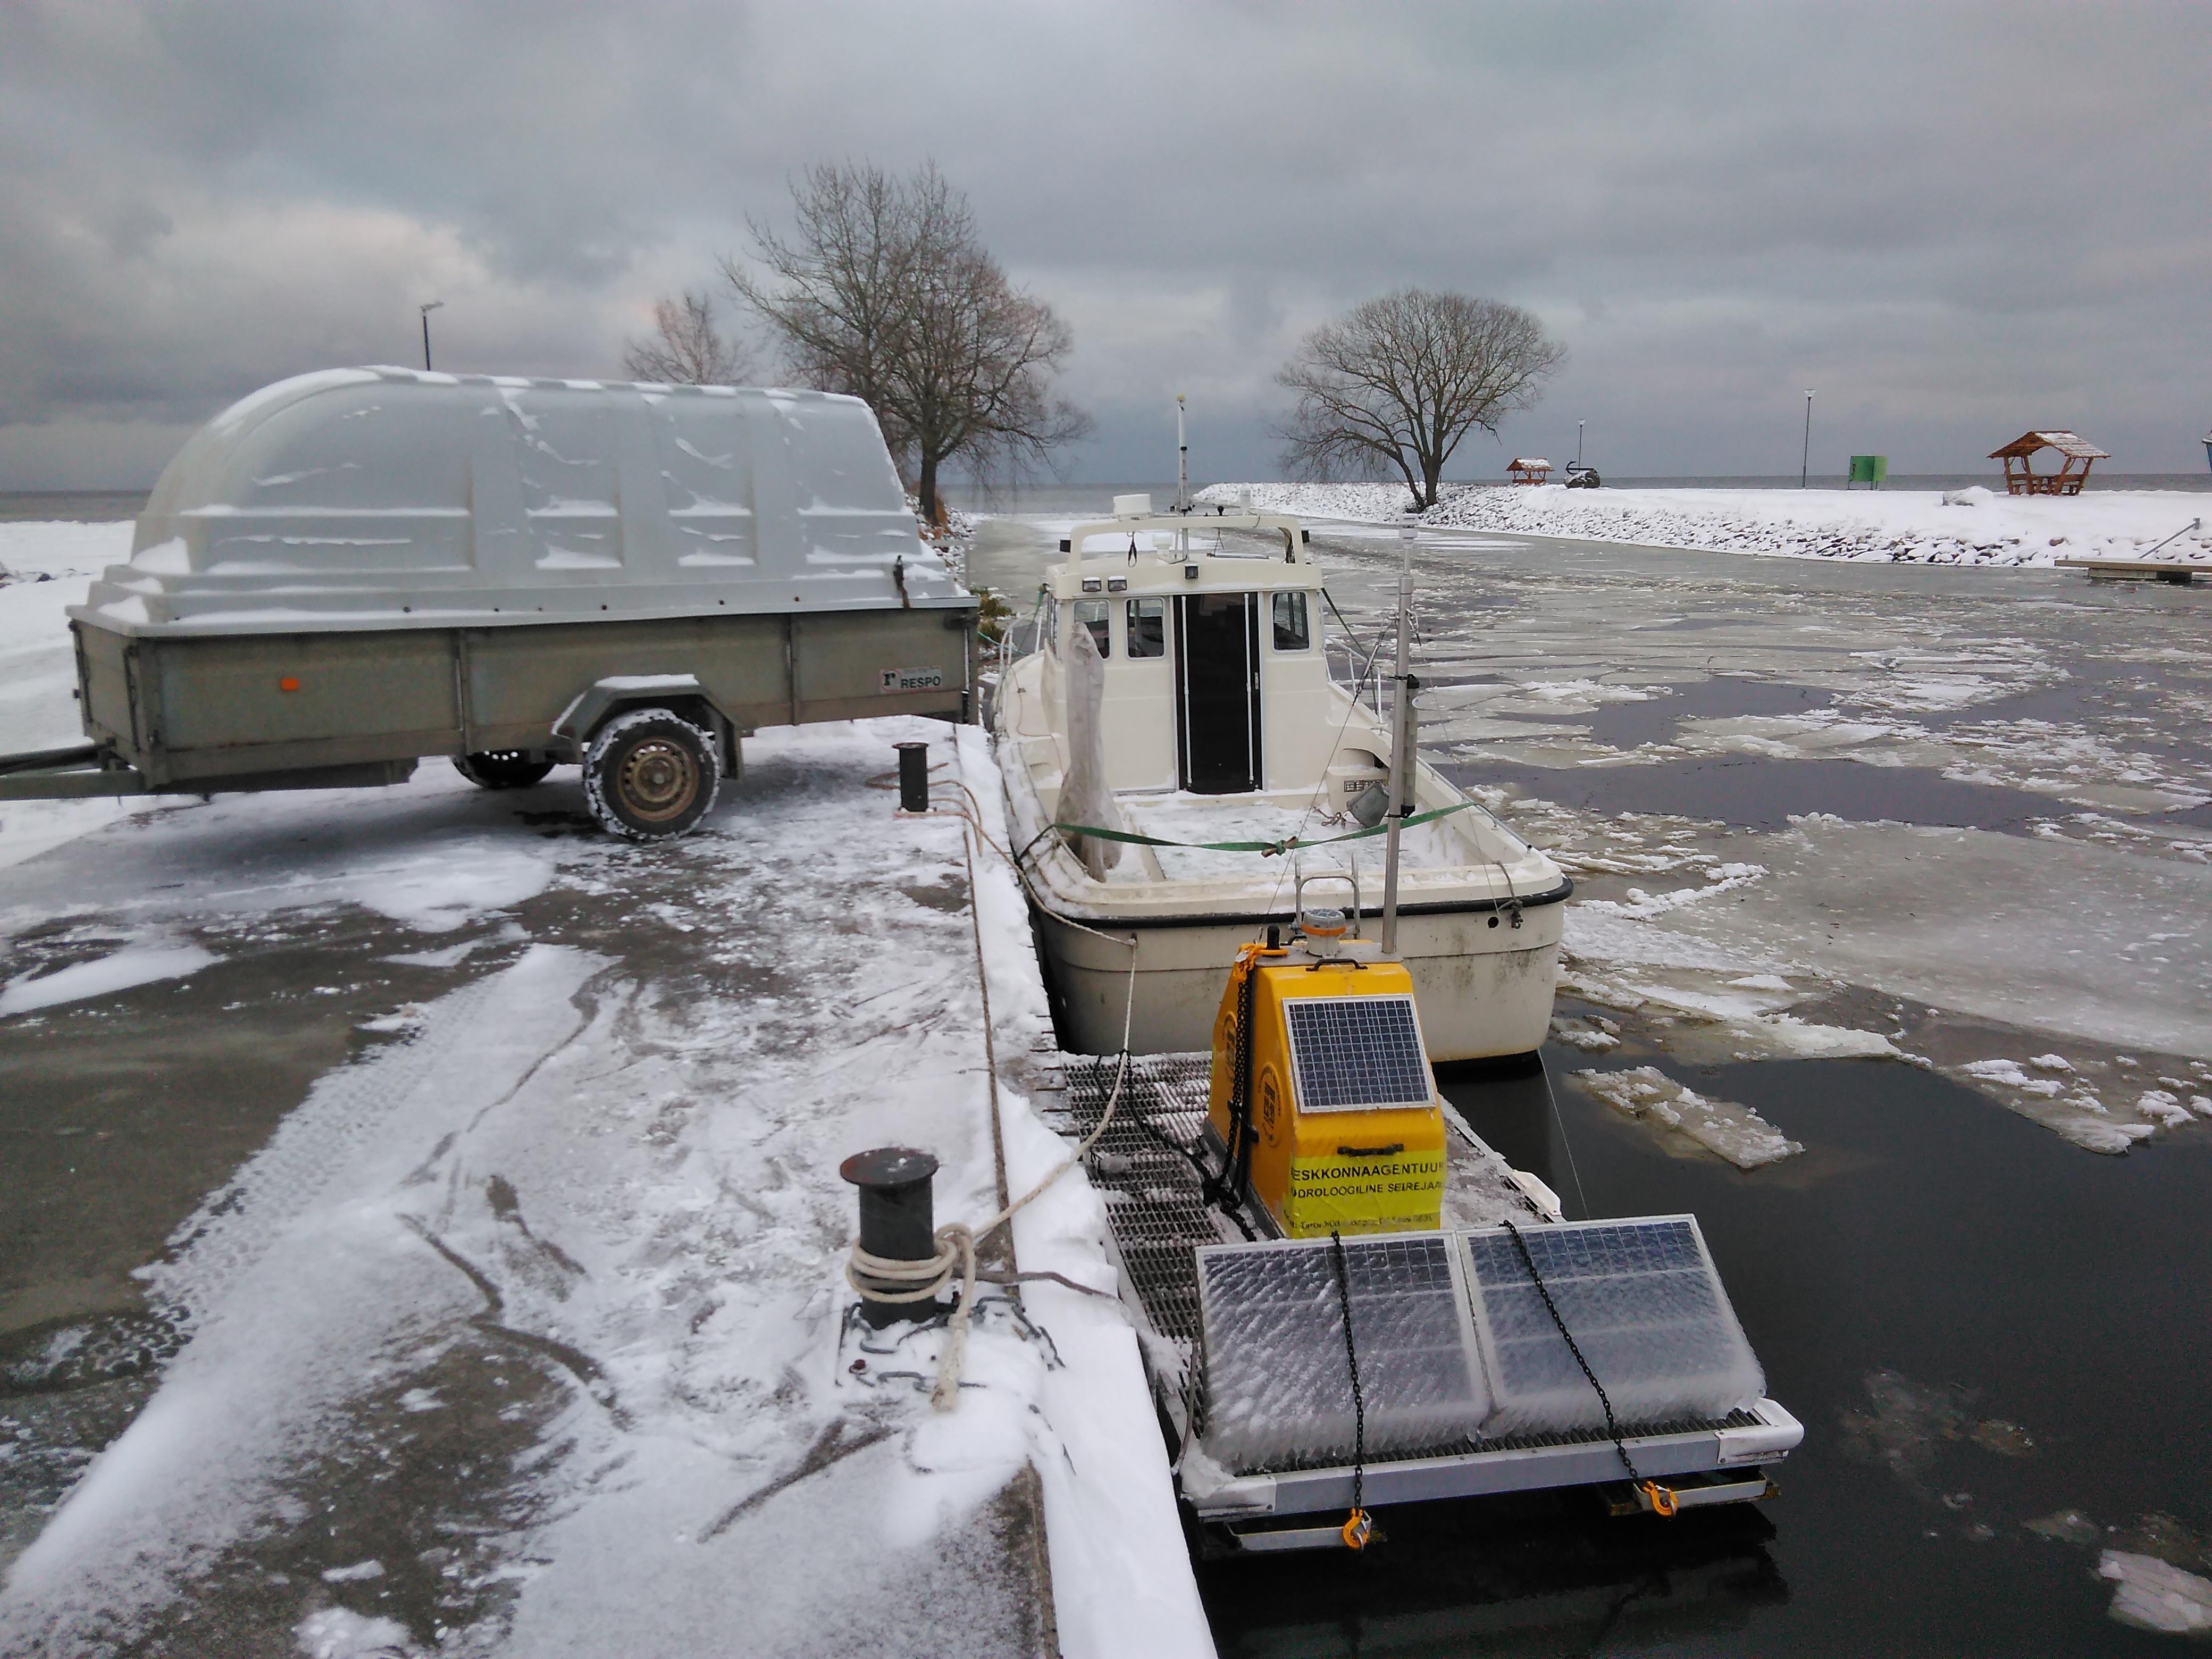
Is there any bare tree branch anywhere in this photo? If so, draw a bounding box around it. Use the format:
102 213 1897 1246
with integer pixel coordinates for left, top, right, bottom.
726 160 1090 523
623 289 748 385
1275 289 1565 509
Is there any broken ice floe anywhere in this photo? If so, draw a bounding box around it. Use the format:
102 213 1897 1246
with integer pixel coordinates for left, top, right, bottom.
2100 1551 2212 1637
1570 1065 1803 1169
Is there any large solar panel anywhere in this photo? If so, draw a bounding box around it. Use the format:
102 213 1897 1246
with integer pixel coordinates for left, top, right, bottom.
1460 1217 1765 1438
1197 1233 1491 1471
1282 994 1433 1113
1195 1218 1769 1474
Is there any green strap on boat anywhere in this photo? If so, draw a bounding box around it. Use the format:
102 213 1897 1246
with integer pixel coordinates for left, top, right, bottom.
1051 800 1478 858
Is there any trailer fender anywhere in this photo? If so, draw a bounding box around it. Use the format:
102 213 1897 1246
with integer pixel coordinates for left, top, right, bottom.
551 675 742 779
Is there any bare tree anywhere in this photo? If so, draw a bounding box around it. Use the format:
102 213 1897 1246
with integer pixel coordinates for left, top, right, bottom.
725 161 1090 524
623 289 747 385
1277 289 1564 509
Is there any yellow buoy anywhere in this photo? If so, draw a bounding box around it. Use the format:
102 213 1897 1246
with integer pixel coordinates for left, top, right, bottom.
1208 940 1446 1238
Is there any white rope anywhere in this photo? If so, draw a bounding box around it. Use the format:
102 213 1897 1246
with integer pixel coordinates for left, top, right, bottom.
847 816 1141 1411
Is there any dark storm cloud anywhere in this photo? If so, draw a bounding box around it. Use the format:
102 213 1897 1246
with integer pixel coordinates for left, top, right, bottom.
2 1 2206 488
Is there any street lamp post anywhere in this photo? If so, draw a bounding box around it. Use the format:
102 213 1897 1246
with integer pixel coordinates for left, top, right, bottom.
1576 421 1585 467
420 301 444 372
1800 390 1814 489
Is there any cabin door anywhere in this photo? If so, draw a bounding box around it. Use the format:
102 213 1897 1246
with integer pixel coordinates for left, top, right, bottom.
1174 592 1262 793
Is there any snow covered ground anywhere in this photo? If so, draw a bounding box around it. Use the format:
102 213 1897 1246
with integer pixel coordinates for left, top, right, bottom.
1198 481 2212 570
0 520 1211 1657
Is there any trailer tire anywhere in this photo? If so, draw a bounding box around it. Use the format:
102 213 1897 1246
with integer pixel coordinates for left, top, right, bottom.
581 708 720 841
454 750 556 790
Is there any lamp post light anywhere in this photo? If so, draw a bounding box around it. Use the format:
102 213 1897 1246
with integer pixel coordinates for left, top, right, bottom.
419 301 444 372
1576 420 1585 466
1800 390 1814 490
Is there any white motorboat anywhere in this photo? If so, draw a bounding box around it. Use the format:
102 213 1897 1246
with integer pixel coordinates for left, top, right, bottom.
993 495 1569 1058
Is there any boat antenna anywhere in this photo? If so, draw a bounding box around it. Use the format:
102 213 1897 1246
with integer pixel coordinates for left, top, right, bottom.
1380 524 1417 956
1176 393 1188 513
1175 393 1191 558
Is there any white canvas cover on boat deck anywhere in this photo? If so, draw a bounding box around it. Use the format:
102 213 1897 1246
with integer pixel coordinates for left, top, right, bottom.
72 367 966 636
1058 623 1127 878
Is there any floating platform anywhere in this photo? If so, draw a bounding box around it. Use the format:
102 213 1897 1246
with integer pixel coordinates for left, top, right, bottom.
1050 1054 1803 1552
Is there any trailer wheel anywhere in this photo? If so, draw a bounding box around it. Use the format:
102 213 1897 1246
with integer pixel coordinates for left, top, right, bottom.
581 708 720 841
454 750 555 790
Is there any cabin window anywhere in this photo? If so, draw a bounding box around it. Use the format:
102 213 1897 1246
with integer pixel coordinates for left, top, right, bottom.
1073 599 1111 658
1126 597 1166 658
1271 590 1311 651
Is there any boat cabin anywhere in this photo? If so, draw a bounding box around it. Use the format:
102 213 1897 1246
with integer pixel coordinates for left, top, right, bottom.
1026 498 1348 798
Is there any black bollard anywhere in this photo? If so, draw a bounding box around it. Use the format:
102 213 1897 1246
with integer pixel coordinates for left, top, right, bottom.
841 1146 940 1327
894 741 930 813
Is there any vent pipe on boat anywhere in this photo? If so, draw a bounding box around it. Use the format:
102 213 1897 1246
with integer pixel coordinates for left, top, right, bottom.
1381 525 1418 957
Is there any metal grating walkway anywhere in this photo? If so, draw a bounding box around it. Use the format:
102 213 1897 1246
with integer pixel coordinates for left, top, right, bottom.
1057 1051 1235 1350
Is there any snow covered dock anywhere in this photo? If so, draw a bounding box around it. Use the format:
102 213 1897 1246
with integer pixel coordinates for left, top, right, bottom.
0 586 1211 1657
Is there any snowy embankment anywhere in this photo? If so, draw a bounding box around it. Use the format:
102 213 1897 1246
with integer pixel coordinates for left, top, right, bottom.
1197 481 2211 568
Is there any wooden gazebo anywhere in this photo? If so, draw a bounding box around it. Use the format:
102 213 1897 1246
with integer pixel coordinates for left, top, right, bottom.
1989 431 2108 496
1507 456 1552 485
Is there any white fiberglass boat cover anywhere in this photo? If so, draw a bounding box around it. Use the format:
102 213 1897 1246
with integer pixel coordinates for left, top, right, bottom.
1197 1217 1766 1472
76 367 966 636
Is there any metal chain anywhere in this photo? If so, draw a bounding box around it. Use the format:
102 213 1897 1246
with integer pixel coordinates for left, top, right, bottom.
1328 1229 1368 1521
1500 1218 1641 1484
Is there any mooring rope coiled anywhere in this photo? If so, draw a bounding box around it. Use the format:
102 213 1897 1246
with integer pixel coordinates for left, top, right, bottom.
844 906 1140 1412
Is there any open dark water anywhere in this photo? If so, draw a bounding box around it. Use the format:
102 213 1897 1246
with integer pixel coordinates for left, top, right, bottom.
1196 1051 2212 1657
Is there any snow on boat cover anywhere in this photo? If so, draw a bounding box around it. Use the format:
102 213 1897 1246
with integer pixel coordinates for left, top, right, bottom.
74 367 966 636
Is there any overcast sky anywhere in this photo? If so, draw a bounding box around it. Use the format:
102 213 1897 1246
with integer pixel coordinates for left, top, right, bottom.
4 2 2207 491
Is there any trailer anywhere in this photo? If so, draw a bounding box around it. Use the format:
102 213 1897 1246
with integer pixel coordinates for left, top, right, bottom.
0 367 976 838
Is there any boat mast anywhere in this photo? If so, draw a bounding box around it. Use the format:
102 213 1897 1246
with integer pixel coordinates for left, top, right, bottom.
1381 525 1417 956
1176 392 1189 556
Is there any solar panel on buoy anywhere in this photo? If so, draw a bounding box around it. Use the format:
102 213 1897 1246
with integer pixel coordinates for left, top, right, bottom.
1281 994 1432 1113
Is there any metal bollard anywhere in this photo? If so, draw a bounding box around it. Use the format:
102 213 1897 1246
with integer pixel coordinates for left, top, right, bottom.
841 1146 940 1327
894 741 930 813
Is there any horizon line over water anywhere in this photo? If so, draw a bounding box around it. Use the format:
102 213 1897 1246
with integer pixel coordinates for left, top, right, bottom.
6 473 2208 525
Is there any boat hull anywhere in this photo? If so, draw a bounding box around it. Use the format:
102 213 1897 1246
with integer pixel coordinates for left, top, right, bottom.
1033 896 1563 1059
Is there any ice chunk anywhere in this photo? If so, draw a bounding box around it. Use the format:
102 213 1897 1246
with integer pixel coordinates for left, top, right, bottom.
2136 1090 2194 1128
2098 1550 2212 1636
295 1606 417 1657
2025 1507 2101 1546
1461 1217 1765 1439
1572 1066 1803 1168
